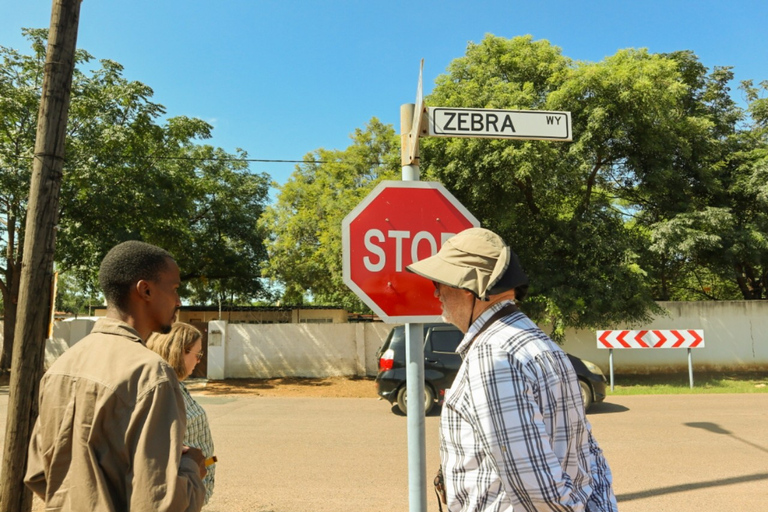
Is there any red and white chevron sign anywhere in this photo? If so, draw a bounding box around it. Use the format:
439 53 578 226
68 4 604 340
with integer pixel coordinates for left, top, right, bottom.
597 330 704 349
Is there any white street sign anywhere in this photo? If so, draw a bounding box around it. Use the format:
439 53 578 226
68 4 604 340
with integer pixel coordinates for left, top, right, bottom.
427 107 572 141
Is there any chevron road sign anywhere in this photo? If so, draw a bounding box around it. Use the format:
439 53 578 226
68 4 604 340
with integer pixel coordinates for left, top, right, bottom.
597 329 705 349
597 329 705 390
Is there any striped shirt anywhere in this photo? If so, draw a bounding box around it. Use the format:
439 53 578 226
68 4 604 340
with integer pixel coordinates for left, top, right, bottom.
181 382 216 504
440 301 619 512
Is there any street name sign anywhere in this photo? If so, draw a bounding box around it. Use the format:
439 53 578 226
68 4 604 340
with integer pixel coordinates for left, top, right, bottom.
427 107 572 141
342 181 479 323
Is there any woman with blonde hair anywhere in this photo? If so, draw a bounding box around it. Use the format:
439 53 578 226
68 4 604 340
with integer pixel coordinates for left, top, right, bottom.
147 322 216 504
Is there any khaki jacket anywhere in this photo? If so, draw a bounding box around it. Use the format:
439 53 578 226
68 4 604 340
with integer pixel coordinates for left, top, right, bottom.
25 318 205 511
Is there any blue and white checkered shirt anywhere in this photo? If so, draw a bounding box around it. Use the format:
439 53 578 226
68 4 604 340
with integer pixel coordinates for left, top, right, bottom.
440 301 618 512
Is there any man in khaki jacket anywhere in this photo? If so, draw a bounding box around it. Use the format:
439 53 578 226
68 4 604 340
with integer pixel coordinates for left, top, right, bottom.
25 241 206 511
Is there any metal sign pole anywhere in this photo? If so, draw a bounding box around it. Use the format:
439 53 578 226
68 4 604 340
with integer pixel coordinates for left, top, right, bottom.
405 323 426 512
402 82 427 512
688 348 694 389
609 348 614 392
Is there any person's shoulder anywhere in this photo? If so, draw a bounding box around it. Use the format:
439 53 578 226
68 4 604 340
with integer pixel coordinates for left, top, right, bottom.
120 343 179 395
47 328 178 403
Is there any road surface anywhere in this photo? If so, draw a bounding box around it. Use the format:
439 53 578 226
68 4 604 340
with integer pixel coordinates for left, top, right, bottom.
1 391 765 511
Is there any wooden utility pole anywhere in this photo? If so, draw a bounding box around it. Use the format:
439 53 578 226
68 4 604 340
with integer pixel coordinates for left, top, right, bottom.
0 1 82 510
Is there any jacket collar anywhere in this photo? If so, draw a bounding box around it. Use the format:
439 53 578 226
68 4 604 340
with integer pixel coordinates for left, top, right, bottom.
91 317 145 345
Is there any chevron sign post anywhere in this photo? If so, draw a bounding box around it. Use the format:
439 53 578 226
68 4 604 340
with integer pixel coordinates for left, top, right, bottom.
597 329 705 390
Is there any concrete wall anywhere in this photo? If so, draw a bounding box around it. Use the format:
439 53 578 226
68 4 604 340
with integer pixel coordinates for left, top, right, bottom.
3 301 766 378
46 319 97 368
0 318 95 369
209 300 766 378
214 322 391 378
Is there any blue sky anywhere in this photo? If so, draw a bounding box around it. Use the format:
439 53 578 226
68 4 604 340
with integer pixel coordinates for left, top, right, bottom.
3 0 767 191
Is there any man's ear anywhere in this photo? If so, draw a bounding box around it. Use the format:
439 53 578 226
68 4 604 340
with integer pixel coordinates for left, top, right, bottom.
136 279 152 302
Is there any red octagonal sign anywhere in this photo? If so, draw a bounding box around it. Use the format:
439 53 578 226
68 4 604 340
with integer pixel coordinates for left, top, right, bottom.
342 181 479 323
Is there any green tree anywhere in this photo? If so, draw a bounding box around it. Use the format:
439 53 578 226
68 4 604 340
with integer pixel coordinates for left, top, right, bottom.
57 141 271 305
648 78 768 300
261 118 400 309
54 272 99 315
420 35 734 333
420 35 767 337
0 30 271 370
0 29 48 368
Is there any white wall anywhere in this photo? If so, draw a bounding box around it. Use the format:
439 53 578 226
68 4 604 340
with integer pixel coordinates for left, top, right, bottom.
211 301 767 378
46 319 96 368
4 301 766 378
216 322 391 378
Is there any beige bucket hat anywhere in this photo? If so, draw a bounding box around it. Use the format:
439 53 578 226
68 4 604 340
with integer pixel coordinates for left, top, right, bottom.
406 227 528 300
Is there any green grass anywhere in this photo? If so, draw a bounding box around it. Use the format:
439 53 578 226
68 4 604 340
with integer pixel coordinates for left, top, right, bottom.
608 371 768 395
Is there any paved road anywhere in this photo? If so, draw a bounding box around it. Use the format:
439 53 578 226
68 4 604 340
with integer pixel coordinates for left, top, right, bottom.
2 391 766 511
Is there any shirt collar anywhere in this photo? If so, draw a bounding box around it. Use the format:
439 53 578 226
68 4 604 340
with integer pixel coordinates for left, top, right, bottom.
456 299 516 357
91 317 145 345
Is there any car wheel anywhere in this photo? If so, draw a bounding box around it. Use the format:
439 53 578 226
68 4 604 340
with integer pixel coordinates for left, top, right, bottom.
579 379 593 411
396 385 435 415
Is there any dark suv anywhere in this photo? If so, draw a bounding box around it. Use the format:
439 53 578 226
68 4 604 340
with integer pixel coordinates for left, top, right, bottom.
375 323 607 415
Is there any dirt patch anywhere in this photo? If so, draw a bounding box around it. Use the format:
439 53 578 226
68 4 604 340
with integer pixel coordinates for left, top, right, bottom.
0 373 378 399
190 376 378 398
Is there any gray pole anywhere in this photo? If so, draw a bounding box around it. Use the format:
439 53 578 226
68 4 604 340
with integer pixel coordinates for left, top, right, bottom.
401 102 427 512
609 348 614 392
688 348 694 389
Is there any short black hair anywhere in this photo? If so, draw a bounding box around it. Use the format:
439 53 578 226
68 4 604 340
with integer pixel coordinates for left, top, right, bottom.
98 241 175 311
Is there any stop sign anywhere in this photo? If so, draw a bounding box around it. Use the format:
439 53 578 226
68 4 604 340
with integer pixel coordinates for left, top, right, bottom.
342 181 479 323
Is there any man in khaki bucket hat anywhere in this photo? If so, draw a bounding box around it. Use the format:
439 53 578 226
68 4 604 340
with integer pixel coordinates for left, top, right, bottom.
407 227 618 512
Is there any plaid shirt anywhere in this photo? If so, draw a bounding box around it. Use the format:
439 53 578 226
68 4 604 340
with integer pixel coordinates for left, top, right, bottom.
181 382 216 504
440 301 619 512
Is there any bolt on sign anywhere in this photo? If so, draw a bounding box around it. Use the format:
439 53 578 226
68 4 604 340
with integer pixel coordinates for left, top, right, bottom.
342 180 479 323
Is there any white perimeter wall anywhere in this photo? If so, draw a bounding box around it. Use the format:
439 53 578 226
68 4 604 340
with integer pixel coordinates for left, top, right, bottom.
219 322 391 378
3 301 766 378
0 319 99 369
209 301 768 378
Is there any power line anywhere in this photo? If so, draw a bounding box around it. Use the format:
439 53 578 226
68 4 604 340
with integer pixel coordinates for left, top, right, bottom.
3 151 385 166
0 151 331 164
147 156 331 164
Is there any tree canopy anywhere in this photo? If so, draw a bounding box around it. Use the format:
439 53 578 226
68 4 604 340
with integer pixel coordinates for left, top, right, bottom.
4 30 764 349
260 118 400 310
265 34 766 337
421 35 766 334
0 29 271 368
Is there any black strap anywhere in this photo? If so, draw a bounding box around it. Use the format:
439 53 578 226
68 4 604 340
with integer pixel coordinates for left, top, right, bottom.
471 302 519 342
434 471 445 512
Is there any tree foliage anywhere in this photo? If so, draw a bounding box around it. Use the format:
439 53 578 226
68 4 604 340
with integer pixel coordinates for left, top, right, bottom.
645 73 768 300
261 118 400 309
261 35 766 331
420 35 766 335
0 30 271 368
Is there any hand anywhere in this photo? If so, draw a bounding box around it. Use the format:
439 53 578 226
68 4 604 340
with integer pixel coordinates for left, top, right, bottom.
182 445 207 480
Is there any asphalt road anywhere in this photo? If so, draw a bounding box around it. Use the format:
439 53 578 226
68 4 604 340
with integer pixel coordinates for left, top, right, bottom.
2 392 766 511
